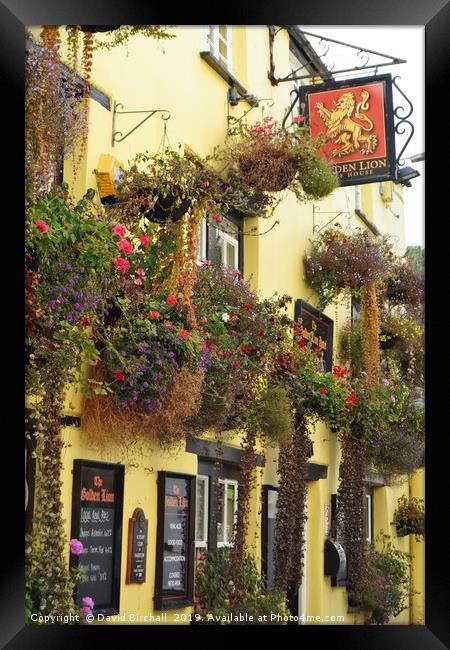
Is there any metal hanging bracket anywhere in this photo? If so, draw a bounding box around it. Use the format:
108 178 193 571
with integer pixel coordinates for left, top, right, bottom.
227 88 274 128
312 206 346 235
268 26 406 86
112 100 171 146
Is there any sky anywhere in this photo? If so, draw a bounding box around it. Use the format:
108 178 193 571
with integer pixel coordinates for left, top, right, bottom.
301 26 424 248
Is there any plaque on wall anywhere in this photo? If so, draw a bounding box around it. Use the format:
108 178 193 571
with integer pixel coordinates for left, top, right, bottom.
294 299 334 372
70 460 124 615
154 471 196 610
126 508 148 584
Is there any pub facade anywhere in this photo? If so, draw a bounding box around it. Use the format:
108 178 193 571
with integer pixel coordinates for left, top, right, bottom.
25 25 424 625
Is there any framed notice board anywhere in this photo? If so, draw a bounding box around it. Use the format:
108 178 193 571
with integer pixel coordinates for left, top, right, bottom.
70 459 124 615
154 471 196 610
294 299 334 372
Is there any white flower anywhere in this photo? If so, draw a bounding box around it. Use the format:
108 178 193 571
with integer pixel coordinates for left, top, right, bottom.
222 313 230 322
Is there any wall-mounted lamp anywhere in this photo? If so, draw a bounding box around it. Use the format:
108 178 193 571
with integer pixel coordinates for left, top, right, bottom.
395 166 421 188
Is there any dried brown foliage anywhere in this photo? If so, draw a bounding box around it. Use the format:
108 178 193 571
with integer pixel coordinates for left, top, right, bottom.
236 140 299 192
82 365 203 450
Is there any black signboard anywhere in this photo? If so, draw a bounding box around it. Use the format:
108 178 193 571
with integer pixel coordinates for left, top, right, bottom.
70 460 124 615
294 299 334 372
299 74 396 186
126 508 148 584
154 471 196 610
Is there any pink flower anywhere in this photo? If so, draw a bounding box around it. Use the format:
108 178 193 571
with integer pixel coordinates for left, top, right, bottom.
211 213 223 224
139 235 150 247
293 115 305 124
202 180 210 187
112 224 127 237
37 219 48 233
80 606 93 620
133 278 142 285
382 378 390 386
118 239 134 255
82 596 94 609
115 257 129 273
389 395 396 403
69 539 84 555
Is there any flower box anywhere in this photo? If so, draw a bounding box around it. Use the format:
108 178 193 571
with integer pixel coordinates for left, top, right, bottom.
138 190 191 224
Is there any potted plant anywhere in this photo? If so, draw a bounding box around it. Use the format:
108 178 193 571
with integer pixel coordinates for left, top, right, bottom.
112 149 228 226
220 116 337 199
393 495 425 539
384 260 424 308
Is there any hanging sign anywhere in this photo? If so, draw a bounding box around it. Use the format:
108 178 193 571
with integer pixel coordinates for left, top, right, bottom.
154 472 196 610
126 508 148 584
70 460 124 615
294 299 334 372
299 74 396 186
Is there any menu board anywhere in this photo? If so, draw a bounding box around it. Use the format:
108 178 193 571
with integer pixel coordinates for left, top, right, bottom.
294 299 334 372
71 460 124 614
154 472 196 610
126 508 148 583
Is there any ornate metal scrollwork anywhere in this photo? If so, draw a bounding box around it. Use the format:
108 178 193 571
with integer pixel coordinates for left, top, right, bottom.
392 76 415 167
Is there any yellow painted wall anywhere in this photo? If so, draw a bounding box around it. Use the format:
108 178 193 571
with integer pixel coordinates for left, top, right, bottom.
28 25 422 625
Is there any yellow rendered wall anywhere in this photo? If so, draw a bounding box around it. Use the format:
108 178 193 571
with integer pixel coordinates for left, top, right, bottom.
27 25 420 625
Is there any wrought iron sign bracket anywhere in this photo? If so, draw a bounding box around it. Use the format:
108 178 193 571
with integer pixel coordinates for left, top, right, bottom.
392 76 415 168
312 206 346 235
268 26 406 86
112 101 171 146
227 88 274 128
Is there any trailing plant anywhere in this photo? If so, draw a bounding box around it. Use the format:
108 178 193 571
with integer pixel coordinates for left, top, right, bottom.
273 415 310 592
383 259 424 308
194 548 288 624
351 534 413 624
393 495 425 539
67 25 175 50
220 117 337 199
25 30 89 196
303 225 395 311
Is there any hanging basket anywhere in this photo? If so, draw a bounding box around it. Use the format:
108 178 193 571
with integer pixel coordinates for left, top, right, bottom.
236 142 298 193
138 189 191 224
379 334 399 350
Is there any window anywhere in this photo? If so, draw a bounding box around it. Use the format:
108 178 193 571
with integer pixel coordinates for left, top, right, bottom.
196 218 207 264
217 479 238 547
363 487 373 544
195 475 209 548
216 229 239 270
206 26 233 71
351 296 361 324
262 487 278 589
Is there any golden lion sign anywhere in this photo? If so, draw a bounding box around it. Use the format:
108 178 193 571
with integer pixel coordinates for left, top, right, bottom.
299 74 396 186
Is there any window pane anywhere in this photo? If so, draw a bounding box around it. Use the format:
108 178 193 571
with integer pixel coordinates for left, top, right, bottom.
219 25 227 40
226 241 236 268
217 483 225 543
226 484 235 543
196 478 206 542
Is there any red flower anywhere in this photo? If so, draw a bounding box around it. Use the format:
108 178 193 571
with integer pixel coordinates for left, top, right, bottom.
229 311 238 318
139 234 150 247
115 371 125 381
297 337 307 347
115 257 129 273
293 115 305 124
240 344 252 355
345 392 358 408
200 317 207 324
314 347 322 356
112 224 127 237
202 181 210 187
118 239 134 255
333 365 348 378
242 304 252 312
148 310 160 319
319 387 328 395
166 294 177 306
179 329 190 339
37 219 48 233
211 213 223 224
258 330 265 337
81 317 90 327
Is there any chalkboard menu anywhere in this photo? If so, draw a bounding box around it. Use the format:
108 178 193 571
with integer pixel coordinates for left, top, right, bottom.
126 508 148 583
294 299 334 372
70 460 124 615
154 472 196 610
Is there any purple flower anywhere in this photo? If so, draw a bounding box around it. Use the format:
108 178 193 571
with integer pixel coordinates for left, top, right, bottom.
69 538 84 555
382 378 390 386
82 596 94 609
120 351 127 357
389 396 396 402
66 264 72 271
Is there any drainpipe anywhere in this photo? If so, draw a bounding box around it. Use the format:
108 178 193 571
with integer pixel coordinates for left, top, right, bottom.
409 469 425 624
